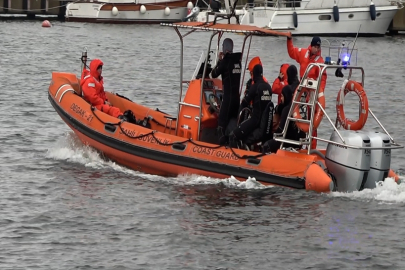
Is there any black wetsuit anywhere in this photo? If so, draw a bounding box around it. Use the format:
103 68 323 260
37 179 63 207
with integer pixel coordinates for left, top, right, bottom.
263 65 304 153
233 67 272 141
211 52 242 131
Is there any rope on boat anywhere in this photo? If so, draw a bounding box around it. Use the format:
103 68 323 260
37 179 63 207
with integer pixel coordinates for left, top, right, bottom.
91 106 265 160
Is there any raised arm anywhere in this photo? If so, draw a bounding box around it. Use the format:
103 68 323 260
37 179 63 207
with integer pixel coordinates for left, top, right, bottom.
287 38 301 63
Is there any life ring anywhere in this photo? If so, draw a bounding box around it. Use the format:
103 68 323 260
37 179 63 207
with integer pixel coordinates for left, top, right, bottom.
336 80 369 130
292 87 325 133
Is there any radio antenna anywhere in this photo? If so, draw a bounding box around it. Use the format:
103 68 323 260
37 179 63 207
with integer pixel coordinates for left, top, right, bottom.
348 24 361 65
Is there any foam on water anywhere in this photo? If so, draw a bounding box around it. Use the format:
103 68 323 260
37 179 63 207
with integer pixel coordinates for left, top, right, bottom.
175 174 269 190
46 132 268 190
330 177 405 203
47 133 405 198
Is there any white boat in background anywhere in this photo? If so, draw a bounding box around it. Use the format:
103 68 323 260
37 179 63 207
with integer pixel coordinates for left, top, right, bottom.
239 0 403 36
65 0 192 24
193 8 246 23
183 0 246 23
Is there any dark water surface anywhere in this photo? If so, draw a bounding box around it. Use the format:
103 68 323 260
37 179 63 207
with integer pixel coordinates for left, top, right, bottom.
1 21 405 269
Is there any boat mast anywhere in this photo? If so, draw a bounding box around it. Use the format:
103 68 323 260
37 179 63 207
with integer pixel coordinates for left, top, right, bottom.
174 27 184 136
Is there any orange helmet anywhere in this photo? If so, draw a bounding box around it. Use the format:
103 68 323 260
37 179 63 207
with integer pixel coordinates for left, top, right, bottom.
247 56 262 72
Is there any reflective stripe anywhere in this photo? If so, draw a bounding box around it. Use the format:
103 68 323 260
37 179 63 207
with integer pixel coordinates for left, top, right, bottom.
298 48 301 52
314 56 320 61
83 75 91 80
88 83 95 87
59 88 74 102
304 51 309 58
55 84 70 98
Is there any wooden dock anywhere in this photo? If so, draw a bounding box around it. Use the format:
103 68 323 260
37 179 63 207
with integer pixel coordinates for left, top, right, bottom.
0 0 68 19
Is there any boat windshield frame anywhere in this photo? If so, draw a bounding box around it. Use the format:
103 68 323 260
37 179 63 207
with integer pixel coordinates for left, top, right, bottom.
161 21 291 138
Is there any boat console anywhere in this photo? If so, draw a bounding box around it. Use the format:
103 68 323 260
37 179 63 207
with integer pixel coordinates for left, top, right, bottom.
176 77 223 143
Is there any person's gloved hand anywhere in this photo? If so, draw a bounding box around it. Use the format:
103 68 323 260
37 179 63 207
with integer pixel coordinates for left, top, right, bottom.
228 131 239 148
217 126 227 146
262 140 271 154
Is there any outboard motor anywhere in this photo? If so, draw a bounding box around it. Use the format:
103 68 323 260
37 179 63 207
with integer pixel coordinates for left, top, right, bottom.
325 130 371 192
361 131 391 189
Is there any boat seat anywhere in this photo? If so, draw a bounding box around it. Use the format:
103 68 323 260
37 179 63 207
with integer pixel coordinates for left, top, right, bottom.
72 82 81 96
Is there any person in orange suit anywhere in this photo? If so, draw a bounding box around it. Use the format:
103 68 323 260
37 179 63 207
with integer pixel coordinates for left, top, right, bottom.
287 36 327 90
272 63 289 105
287 36 327 149
81 59 123 118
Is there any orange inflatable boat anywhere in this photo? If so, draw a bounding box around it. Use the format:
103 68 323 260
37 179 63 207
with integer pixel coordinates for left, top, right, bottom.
48 21 402 193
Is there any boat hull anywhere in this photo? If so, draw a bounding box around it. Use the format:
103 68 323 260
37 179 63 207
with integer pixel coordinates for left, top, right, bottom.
48 72 335 192
66 1 190 24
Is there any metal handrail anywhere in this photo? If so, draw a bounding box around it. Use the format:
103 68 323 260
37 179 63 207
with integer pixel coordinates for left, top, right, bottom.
314 137 403 150
170 24 403 154
275 63 403 153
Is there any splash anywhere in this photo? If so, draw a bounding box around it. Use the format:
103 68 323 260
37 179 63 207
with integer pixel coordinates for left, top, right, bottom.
330 177 405 203
175 174 269 190
47 132 127 169
46 132 268 190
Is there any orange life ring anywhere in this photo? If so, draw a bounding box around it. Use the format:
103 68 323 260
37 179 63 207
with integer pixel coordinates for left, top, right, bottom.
336 80 369 130
292 87 325 133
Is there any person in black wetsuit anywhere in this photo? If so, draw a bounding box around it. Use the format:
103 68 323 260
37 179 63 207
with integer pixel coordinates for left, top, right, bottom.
211 38 242 145
262 65 304 153
231 64 272 143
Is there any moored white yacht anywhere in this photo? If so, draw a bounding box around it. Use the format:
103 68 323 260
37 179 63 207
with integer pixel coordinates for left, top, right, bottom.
65 0 191 24
186 0 246 23
239 0 403 36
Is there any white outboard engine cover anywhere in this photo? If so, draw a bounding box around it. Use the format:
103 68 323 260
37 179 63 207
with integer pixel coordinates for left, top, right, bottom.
361 131 391 189
325 130 371 192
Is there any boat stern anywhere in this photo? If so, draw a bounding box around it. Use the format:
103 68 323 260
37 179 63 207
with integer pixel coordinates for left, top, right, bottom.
305 162 335 193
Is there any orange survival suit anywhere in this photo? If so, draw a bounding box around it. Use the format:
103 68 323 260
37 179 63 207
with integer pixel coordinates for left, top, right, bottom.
287 38 327 90
271 63 289 105
287 37 327 149
81 59 123 118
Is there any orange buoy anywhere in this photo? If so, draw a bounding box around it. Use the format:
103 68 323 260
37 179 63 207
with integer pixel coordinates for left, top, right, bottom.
42 20 52 28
